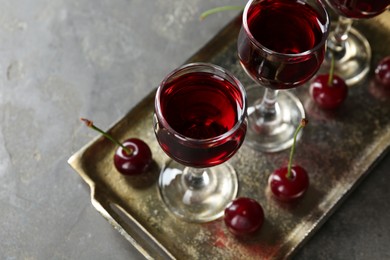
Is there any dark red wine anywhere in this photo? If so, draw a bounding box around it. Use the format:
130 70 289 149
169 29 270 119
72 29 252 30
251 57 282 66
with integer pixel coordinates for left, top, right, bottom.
155 71 246 168
238 0 328 89
326 0 389 18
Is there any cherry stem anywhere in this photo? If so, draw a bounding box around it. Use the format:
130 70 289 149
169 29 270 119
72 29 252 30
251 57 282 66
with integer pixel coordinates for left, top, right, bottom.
199 5 244 20
80 118 133 155
286 119 308 180
327 50 335 87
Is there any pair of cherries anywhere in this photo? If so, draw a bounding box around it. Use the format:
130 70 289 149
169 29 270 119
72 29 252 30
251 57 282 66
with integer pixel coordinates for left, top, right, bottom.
310 55 390 109
224 119 309 236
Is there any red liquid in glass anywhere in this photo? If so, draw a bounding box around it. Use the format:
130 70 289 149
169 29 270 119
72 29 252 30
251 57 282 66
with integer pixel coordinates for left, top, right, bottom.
156 72 246 168
238 0 327 89
327 0 389 18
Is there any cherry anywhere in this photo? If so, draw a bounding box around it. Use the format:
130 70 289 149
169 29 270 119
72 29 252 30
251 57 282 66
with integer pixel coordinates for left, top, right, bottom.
310 52 348 109
224 197 264 236
269 165 309 202
81 118 152 175
310 74 348 109
375 56 390 88
113 138 152 175
268 119 309 202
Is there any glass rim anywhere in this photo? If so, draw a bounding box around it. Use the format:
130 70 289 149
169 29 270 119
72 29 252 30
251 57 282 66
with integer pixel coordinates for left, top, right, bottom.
155 62 247 145
242 0 330 59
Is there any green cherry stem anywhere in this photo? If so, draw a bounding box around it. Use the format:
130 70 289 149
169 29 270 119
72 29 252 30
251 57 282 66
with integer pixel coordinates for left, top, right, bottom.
80 118 133 155
286 119 308 180
199 5 244 20
327 50 335 87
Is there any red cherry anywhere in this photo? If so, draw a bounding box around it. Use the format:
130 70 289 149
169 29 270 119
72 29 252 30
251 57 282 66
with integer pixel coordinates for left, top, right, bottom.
268 119 309 202
81 118 152 176
375 56 390 88
310 74 348 109
114 138 152 175
268 165 309 202
224 197 264 236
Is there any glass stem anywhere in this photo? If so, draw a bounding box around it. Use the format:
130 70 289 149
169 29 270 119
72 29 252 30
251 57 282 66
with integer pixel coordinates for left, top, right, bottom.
255 88 279 123
328 16 353 53
183 167 209 190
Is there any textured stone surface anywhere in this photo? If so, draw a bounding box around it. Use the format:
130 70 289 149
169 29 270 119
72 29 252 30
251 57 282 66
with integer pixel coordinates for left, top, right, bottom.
0 1 389 259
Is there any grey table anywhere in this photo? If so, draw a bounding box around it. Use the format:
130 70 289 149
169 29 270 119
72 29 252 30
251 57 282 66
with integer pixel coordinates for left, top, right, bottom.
0 1 389 259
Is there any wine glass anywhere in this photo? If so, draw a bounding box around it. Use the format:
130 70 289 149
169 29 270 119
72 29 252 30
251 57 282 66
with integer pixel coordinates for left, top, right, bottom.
154 63 247 222
237 0 330 152
321 0 390 85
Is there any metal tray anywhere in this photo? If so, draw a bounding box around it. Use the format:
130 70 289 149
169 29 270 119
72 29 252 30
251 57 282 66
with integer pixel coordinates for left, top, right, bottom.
68 13 390 260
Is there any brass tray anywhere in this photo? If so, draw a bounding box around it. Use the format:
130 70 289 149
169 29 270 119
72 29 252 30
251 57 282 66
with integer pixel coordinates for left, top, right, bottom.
68 12 390 260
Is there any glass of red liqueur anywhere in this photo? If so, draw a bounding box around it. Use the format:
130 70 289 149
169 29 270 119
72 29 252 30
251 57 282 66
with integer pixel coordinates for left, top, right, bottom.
154 63 247 222
320 0 390 85
237 0 330 152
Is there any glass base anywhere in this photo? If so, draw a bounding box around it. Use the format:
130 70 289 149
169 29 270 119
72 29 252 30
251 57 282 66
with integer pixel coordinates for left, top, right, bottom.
320 26 371 86
158 160 238 223
245 85 305 153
